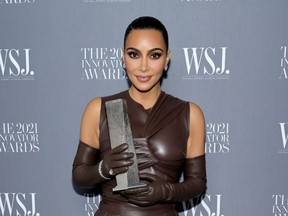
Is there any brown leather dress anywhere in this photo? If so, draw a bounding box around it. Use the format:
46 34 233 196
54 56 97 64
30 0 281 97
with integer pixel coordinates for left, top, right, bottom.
96 90 190 216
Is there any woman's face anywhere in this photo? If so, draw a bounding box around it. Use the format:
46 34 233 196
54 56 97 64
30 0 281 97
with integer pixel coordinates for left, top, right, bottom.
123 29 170 93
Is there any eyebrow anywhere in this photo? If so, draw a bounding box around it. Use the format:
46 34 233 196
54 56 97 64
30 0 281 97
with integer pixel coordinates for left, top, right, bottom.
125 47 165 52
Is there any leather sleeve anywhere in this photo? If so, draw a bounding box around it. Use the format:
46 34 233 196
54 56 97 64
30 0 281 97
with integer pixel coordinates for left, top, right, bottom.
72 140 104 188
121 154 207 206
166 154 207 201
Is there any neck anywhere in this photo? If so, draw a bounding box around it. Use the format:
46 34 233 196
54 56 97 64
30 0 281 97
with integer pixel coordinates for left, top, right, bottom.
128 86 161 110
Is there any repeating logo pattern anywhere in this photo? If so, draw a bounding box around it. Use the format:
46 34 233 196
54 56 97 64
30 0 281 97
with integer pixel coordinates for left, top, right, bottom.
81 48 127 80
84 193 101 216
0 49 34 81
279 123 288 154
181 194 224 216
272 195 288 216
0 193 40 216
280 46 288 79
0 0 34 4
182 47 230 80
0 123 40 153
206 123 230 154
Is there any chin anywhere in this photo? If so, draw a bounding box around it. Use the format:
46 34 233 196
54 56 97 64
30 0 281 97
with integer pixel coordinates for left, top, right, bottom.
132 86 151 93
132 83 159 93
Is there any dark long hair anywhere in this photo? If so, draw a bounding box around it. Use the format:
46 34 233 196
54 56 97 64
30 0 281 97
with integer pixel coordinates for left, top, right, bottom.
124 16 169 50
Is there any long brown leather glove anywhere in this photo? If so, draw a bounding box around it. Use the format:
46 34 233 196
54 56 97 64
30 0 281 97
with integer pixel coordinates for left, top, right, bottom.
72 140 134 188
121 154 206 206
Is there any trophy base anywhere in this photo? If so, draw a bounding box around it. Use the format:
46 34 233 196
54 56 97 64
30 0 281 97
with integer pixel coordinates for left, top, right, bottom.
113 182 146 192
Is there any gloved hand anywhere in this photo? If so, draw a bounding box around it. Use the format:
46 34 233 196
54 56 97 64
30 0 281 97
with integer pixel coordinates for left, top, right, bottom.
72 141 134 187
121 155 206 206
101 143 135 177
121 173 168 206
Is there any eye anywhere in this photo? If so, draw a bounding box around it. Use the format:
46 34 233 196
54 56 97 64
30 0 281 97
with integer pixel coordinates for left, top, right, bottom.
127 51 138 59
151 53 162 59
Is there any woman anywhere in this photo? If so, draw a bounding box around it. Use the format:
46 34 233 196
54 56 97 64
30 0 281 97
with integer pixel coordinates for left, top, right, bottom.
73 16 207 216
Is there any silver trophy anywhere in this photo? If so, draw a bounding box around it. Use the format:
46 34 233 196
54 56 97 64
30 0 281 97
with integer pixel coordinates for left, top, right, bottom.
105 99 146 191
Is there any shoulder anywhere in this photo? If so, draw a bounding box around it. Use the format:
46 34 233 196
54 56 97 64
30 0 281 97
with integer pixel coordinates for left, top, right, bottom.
83 97 102 117
83 90 128 120
188 102 205 127
186 102 206 157
81 97 102 130
189 102 204 118
79 97 102 148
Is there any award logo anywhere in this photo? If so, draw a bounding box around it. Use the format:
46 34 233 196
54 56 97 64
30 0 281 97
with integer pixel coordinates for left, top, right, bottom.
280 46 288 79
272 195 288 216
182 47 230 80
181 194 224 216
81 48 127 80
0 123 40 153
279 123 288 154
206 123 230 154
0 49 34 81
0 193 40 216
0 0 35 5
84 193 101 216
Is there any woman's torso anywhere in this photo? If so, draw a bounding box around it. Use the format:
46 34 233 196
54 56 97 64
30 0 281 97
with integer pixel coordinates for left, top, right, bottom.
97 90 190 215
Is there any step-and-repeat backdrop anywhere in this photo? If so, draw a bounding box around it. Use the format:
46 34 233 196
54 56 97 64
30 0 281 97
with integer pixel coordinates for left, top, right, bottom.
1 0 287 215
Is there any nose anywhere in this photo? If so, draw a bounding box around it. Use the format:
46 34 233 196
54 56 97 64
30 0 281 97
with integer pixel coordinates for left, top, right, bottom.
139 57 149 72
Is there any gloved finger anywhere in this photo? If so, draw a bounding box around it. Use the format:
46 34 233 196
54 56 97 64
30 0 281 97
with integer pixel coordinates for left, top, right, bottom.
102 156 134 176
107 153 134 165
109 158 134 168
112 166 131 175
121 186 149 196
109 143 129 154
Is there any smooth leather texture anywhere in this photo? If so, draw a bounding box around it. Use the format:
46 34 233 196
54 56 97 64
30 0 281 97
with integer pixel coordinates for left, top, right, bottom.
72 141 134 187
72 90 207 215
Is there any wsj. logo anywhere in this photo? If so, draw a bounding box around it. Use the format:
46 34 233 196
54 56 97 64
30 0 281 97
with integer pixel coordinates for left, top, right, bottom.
181 194 224 216
280 46 288 79
205 123 229 154
0 49 34 81
0 0 35 4
182 47 229 80
81 48 127 80
0 123 40 153
84 193 101 216
0 193 40 216
272 195 288 215
279 123 288 154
